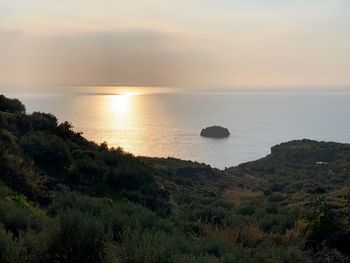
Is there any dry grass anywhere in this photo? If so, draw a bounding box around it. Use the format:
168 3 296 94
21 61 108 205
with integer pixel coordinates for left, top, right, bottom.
201 223 265 248
201 223 302 249
223 187 263 205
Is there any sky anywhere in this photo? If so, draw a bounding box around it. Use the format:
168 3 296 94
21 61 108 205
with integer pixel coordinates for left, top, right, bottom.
0 0 350 89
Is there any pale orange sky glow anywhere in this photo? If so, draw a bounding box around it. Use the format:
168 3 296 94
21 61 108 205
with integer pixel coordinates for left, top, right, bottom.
1 0 350 88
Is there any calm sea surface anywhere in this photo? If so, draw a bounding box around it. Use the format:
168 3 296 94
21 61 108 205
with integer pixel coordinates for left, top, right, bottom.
5 87 350 168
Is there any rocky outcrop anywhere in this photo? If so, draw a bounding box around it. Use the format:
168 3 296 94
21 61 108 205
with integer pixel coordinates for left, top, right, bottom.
200 126 230 138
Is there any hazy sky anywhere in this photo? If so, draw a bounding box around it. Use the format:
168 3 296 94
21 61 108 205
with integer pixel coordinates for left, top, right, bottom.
1 0 350 88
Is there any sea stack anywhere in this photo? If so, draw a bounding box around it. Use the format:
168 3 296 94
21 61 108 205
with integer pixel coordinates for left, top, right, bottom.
200 126 230 138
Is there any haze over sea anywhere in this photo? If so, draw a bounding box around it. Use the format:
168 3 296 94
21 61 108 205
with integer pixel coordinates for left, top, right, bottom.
5 87 350 169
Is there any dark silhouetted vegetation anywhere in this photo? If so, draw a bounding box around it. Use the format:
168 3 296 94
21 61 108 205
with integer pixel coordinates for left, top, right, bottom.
0 95 26 114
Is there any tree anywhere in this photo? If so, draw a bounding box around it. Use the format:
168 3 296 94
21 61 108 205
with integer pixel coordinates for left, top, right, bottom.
0 95 26 114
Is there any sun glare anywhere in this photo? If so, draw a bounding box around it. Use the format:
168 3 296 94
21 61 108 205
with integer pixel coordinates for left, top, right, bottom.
110 94 133 115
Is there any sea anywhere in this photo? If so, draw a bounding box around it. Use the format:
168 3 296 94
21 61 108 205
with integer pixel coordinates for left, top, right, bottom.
3 87 350 169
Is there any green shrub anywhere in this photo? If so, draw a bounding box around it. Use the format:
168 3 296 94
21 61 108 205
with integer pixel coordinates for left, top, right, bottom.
0 152 46 201
0 227 24 263
116 228 191 263
47 209 109 263
20 131 73 173
237 203 256 216
303 196 339 242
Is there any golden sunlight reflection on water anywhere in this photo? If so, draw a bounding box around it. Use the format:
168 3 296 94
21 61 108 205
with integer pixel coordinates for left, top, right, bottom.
92 88 185 158
89 88 174 157
110 93 133 115
93 92 143 153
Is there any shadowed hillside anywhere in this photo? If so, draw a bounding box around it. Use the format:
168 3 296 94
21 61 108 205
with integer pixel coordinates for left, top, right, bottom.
0 94 349 262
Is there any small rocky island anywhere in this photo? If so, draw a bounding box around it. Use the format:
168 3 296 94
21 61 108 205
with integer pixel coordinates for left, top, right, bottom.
200 126 230 138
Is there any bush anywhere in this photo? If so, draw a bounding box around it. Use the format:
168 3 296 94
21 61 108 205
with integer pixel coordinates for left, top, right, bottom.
116 228 190 263
0 95 26 114
28 112 58 131
20 131 73 173
303 196 339 242
66 157 107 187
0 200 45 238
47 209 109 263
0 227 23 263
237 203 256 216
0 151 46 201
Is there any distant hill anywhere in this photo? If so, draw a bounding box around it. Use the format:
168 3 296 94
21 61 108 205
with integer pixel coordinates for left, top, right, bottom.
0 94 349 262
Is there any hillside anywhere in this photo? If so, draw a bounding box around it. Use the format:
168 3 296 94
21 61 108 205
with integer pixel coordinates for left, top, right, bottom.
0 94 350 262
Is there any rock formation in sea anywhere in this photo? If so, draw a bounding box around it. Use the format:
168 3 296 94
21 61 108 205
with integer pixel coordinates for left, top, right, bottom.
200 126 230 138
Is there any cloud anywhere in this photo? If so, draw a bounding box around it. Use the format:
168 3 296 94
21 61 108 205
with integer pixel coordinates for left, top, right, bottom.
0 29 224 87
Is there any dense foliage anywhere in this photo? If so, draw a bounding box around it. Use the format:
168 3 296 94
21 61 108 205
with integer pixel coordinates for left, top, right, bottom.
0 95 26 114
0 94 349 262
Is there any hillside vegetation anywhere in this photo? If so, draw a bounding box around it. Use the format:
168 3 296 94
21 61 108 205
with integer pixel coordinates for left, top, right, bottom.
0 94 349 262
